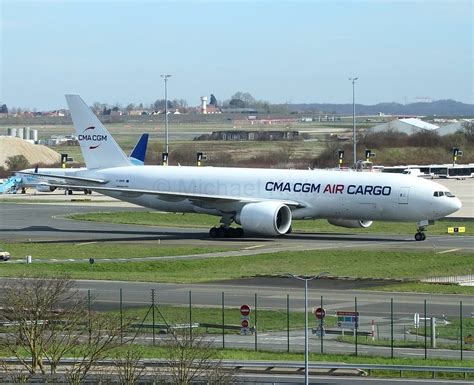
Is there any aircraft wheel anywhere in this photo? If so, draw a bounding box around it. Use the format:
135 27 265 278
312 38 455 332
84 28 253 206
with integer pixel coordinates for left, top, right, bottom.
215 227 225 238
415 232 424 241
209 227 218 238
235 228 244 237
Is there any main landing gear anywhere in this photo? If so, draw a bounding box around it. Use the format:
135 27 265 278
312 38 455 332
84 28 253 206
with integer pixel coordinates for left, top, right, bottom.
209 226 244 238
209 214 244 238
415 220 433 241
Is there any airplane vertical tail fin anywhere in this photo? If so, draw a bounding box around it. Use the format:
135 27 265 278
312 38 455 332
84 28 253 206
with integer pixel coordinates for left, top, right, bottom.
65 94 131 170
129 133 149 165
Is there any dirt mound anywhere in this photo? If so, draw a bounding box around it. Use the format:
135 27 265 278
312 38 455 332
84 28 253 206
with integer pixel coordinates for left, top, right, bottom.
0 137 60 168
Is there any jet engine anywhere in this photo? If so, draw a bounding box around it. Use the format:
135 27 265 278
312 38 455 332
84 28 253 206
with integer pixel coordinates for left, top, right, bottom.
327 218 373 228
236 201 292 236
36 183 56 192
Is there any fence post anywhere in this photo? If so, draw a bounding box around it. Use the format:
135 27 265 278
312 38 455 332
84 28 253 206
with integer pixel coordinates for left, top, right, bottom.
391 298 394 358
320 295 324 354
221 291 225 349
424 299 427 360
254 293 258 351
355 296 358 356
120 288 123 344
88 289 92 343
460 300 463 361
189 290 192 338
287 294 290 353
151 289 156 346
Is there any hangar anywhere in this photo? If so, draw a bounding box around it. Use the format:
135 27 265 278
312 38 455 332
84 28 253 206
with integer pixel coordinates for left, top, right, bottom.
368 118 439 135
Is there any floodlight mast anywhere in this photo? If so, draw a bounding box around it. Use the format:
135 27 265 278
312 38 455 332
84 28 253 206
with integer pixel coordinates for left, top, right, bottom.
161 74 172 155
349 77 359 167
286 272 328 385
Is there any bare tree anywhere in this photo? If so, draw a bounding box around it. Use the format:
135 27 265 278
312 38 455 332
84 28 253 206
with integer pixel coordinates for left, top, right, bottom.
0 276 77 374
62 312 127 385
463 120 474 143
114 347 145 385
0 276 129 383
165 330 233 385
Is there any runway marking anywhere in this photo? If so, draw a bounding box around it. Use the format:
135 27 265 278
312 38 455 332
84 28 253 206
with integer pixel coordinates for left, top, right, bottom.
75 241 97 246
436 248 461 254
243 245 265 250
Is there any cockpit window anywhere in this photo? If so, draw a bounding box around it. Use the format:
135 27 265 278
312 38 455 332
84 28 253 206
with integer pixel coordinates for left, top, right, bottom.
434 191 456 198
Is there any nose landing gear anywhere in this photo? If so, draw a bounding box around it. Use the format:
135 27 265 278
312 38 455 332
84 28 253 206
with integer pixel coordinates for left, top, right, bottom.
415 220 433 241
415 231 426 241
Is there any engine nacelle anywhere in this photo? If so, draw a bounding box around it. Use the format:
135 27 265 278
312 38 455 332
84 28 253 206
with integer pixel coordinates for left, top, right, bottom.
36 183 56 192
236 201 292 236
327 218 373 228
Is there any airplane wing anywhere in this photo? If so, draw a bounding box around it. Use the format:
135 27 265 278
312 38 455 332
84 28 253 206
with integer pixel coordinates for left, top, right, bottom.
43 182 305 208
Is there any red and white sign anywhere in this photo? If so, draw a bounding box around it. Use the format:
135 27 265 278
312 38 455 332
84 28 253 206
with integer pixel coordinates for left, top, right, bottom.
240 304 251 316
241 319 249 328
314 307 326 320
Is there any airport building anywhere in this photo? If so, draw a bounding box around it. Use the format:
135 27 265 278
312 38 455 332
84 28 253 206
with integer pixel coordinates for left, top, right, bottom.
368 118 439 135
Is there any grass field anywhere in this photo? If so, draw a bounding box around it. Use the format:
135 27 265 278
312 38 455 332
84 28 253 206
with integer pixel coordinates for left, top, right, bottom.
0 249 472 294
1 243 235 261
68 211 474 236
336 336 474 351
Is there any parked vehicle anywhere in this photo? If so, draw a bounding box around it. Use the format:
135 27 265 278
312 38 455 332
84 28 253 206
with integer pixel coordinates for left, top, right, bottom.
0 248 11 261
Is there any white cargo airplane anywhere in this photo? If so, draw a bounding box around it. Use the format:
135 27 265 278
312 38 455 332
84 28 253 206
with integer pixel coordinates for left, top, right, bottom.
28 95 462 241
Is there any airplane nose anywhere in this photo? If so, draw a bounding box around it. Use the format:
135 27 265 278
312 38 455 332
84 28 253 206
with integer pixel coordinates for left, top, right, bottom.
453 197 462 212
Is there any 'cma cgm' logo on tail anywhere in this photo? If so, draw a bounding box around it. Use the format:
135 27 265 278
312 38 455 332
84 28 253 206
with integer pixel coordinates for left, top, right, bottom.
78 126 108 150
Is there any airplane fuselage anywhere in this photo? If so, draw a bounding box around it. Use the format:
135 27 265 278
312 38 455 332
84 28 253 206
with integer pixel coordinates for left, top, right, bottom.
79 165 461 222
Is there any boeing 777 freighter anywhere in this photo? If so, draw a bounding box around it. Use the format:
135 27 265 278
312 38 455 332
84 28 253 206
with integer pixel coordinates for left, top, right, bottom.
26 95 462 241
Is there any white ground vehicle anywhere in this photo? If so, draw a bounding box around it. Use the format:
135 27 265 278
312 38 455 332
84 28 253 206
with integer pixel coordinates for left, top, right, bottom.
0 248 11 261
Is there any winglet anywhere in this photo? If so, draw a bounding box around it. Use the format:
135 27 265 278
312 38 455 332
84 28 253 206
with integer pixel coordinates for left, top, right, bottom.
65 95 131 169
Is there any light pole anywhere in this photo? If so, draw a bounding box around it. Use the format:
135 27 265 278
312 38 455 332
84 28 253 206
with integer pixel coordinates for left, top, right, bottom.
349 77 358 167
161 74 172 156
286 272 328 385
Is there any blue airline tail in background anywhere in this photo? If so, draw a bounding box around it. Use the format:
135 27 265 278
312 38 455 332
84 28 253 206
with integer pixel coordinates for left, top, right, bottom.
129 133 149 165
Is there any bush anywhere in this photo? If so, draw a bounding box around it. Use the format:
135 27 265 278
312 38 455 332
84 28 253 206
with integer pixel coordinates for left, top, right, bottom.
5 155 30 171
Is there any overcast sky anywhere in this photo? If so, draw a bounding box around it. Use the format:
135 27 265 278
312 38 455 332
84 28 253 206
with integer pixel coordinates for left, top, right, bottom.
1 0 472 110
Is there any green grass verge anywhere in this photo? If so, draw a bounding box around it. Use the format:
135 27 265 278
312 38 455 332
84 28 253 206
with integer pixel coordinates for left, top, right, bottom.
336 336 474 351
365 282 474 295
0 249 472 296
68 211 474 236
1 243 235 261
408 317 474 341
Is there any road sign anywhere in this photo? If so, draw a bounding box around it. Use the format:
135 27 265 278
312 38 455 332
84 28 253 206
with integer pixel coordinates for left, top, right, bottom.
336 311 359 329
314 307 326 320
240 304 251 316
241 319 249 328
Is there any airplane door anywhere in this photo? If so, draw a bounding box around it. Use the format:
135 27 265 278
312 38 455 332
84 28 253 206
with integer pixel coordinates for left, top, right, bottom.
398 187 410 204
